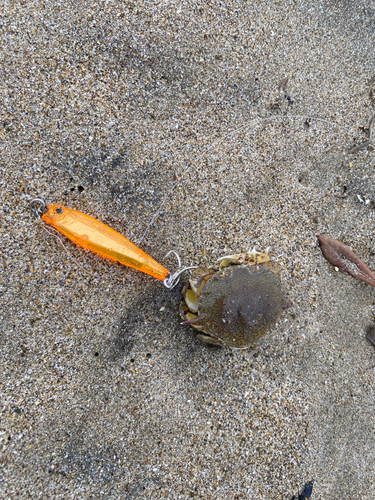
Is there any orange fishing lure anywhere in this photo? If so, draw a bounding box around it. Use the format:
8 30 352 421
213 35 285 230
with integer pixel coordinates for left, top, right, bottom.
40 204 169 281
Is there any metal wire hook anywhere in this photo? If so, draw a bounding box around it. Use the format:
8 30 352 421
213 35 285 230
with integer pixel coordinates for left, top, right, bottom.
163 250 197 289
30 198 46 219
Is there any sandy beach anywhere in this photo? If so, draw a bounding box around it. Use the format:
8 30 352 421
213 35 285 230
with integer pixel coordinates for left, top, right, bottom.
1 1 375 498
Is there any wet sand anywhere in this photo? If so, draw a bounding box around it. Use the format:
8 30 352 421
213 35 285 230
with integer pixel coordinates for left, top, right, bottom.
1 1 375 498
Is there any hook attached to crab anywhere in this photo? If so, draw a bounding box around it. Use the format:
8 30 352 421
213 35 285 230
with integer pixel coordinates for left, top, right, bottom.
31 199 285 349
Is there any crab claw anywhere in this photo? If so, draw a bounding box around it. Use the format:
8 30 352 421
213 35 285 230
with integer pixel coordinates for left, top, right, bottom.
195 333 224 346
179 303 205 331
180 318 199 326
181 318 205 332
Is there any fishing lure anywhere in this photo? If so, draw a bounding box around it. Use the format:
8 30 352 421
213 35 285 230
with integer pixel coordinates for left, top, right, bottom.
30 199 194 287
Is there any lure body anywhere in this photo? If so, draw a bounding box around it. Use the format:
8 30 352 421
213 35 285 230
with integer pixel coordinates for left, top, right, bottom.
42 205 169 281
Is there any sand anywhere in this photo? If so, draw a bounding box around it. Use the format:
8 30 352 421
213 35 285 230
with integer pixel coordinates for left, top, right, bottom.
1 1 375 498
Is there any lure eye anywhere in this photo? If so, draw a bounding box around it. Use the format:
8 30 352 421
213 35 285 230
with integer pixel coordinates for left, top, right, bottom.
55 207 63 214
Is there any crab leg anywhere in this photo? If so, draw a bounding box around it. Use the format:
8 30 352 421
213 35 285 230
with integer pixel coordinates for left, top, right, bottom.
42 204 169 281
217 249 270 268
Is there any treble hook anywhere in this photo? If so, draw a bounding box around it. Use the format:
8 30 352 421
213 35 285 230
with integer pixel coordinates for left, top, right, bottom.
163 250 197 289
30 198 46 219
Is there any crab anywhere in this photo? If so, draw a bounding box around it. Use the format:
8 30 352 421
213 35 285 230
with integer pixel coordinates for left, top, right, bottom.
180 249 284 349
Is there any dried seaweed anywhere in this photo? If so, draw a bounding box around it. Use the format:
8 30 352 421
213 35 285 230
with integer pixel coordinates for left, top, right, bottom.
348 140 371 154
317 235 375 287
278 76 289 92
366 326 375 346
348 114 375 153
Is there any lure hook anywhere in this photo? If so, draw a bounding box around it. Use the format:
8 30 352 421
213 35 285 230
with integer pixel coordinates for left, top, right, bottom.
30 198 46 219
163 250 197 289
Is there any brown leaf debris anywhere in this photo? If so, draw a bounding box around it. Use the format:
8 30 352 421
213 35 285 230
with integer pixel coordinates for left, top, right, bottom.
317 235 375 287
